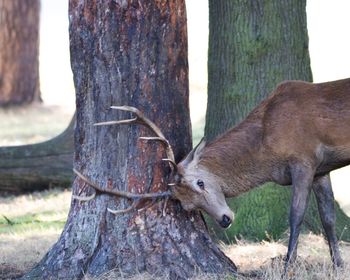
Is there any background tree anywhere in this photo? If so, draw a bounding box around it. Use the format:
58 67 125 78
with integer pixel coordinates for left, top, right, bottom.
0 0 41 105
0 0 73 193
23 1 236 279
205 0 350 241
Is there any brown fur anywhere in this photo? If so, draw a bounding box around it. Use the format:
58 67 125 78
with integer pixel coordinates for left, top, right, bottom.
173 78 350 271
200 78 350 194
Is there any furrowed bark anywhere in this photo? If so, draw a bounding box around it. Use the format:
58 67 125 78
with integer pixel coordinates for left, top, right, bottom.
22 1 237 279
206 0 312 141
0 0 41 105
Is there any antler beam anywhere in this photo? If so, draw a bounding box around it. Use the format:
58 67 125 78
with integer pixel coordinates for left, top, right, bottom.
94 106 177 172
73 105 177 215
73 168 171 200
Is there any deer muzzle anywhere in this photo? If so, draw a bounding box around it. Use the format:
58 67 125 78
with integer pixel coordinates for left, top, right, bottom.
219 214 232 228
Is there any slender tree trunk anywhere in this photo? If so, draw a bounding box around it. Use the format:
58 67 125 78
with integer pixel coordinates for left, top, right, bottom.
0 117 74 193
205 0 350 242
0 0 41 106
23 1 236 279
205 0 312 141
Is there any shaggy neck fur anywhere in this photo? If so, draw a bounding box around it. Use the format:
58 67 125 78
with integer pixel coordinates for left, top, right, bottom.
199 112 274 197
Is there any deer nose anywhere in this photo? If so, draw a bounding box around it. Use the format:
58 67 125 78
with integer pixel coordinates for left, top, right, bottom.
219 214 232 228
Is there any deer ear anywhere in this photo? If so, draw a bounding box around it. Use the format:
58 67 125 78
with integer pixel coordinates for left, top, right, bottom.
193 137 206 161
181 137 206 167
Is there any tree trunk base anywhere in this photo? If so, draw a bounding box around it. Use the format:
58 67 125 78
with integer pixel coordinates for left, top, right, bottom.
22 198 236 280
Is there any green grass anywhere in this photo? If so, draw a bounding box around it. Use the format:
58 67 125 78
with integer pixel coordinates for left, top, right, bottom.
0 188 71 235
0 210 67 234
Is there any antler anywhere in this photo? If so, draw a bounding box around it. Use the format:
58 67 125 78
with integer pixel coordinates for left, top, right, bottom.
73 169 171 214
73 105 178 215
95 106 177 172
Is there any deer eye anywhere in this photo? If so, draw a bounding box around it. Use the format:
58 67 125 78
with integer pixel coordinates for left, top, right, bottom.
196 179 205 189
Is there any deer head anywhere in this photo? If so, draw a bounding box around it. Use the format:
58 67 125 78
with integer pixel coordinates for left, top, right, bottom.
73 106 233 228
172 139 234 228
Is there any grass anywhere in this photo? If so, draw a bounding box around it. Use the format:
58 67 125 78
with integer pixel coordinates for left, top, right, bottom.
0 189 70 279
1 188 350 279
0 103 73 146
83 234 350 280
0 188 71 234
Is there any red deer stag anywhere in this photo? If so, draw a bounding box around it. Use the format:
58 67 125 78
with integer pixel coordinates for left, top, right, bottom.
174 78 350 270
74 78 350 272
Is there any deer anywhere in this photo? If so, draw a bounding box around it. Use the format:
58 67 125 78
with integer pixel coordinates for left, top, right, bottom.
172 78 350 271
73 77 350 274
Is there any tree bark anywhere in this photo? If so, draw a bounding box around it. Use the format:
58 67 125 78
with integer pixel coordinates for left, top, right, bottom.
205 0 350 243
22 1 236 279
0 117 74 193
0 0 41 106
205 0 312 141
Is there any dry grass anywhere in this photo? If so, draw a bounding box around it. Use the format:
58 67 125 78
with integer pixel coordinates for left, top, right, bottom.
82 234 350 280
224 235 350 279
1 188 350 279
0 230 61 279
0 188 71 219
0 103 73 146
0 189 71 279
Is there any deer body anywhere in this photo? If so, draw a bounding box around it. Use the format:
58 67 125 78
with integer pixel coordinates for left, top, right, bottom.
175 78 350 270
201 78 350 191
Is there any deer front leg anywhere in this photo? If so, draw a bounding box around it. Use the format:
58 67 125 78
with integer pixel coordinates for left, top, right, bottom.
312 174 344 268
285 163 314 272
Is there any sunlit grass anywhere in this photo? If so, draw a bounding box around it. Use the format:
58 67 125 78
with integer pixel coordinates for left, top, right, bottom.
0 188 70 278
85 239 350 280
0 104 73 146
2 188 350 279
0 188 70 235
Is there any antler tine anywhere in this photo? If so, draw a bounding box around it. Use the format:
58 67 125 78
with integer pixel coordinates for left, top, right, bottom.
161 158 177 171
107 200 139 215
111 106 176 171
94 118 137 126
72 192 96 202
73 169 171 200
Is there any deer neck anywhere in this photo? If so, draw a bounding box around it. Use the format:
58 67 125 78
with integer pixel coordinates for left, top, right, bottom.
200 124 272 197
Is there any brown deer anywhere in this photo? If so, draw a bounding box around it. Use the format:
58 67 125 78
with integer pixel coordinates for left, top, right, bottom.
173 78 350 269
74 78 350 272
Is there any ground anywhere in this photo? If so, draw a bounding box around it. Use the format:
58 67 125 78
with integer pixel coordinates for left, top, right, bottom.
1 188 350 279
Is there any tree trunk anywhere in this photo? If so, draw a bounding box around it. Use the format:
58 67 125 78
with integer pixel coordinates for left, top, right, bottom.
0 0 41 106
205 0 312 141
0 117 74 193
205 0 350 242
22 1 236 279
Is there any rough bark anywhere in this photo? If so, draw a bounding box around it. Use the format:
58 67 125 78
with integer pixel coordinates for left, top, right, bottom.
0 117 74 193
0 0 41 106
205 0 350 242
22 1 236 279
205 0 312 141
